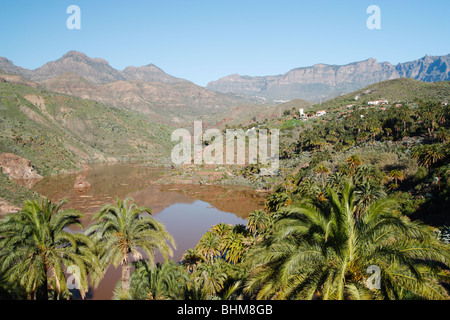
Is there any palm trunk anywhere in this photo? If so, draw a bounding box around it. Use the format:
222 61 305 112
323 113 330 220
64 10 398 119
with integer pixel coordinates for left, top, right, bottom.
38 274 48 300
121 257 130 293
438 170 441 191
38 261 49 300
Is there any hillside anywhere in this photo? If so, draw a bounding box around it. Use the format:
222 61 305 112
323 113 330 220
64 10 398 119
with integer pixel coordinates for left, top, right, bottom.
209 98 311 130
38 72 261 126
0 82 174 176
316 78 450 112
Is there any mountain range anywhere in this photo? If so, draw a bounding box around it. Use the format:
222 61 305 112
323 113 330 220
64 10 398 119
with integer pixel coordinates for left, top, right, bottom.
0 51 188 85
207 54 450 102
1 51 449 122
0 51 268 126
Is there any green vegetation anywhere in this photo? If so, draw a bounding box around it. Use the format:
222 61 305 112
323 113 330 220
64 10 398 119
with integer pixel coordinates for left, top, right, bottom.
316 78 450 113
0 78 449 300
0 199 100 299
0 82 173 176
237 80 450 227
1 182 449 300
0 172 41 207
84 198 176 299
246 181 449 300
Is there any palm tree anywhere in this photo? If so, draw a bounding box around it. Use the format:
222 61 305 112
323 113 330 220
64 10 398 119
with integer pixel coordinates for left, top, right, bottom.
0 199 100 300
246 210 271 235
384 127 393 140
210 223 232 238
353 165 384 185
354 180 386 216
195 231 221 263
85 198 175 296
191 262 227 299
313 164 331 187
436 128 450 143
244 181 450 300
296 177 320 195
347 154 363 176
264 192 290 213
418 101 440 139
389 169 404 186
181 248 205 272
326 172 346 191
222 230 246 265
396 105 413 135
411 144 446 172
127 260 189 300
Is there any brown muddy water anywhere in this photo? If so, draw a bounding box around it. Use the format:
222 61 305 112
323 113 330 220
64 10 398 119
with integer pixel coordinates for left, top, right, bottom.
31 164 267 300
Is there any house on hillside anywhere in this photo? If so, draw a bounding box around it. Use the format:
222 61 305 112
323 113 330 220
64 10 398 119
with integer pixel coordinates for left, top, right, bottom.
316 110 326 117
368 100 388 106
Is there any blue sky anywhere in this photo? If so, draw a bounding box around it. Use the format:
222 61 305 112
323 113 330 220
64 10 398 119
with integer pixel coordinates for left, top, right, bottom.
0 0 449 86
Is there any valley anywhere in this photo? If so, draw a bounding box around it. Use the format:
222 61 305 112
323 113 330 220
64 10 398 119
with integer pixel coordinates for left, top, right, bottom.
0 50 449 302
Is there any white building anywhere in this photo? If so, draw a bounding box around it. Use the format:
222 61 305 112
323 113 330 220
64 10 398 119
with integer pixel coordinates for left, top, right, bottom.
316 110 326 117
368 100 388 106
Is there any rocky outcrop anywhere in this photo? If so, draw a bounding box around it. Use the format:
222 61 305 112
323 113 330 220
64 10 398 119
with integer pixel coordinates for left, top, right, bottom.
0 57 33 79
0 71 37 88
0 198 21 216
0 153 43 180
396 54 450 82
74 175 91 191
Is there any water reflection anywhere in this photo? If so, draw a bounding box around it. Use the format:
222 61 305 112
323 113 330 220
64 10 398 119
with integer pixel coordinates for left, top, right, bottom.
32 164 266 300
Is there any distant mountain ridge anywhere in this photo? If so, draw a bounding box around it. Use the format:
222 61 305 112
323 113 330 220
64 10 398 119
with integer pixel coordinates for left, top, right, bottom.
207 54 450 102
0 50 188 85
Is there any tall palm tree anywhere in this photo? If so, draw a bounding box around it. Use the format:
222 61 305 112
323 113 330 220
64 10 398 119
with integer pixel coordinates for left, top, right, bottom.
418 101 440 139
411 144 447 172
347 154 362 176
264 192 290 213
0 199 100 300
389 169 404 186
244 181 450 300
326 172 346 191
314 164 331 187
85 198 175 296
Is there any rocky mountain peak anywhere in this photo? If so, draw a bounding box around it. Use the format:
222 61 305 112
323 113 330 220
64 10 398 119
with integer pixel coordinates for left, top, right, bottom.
61 50 89 60
0 57 14 65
